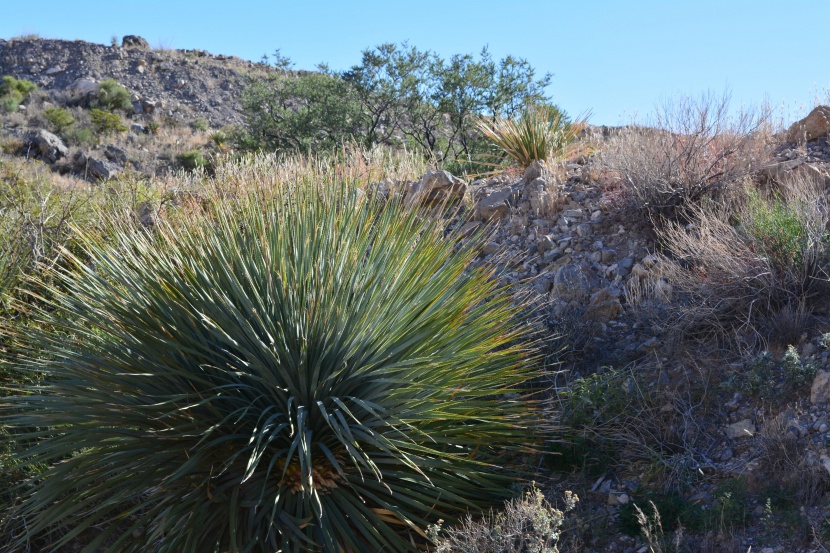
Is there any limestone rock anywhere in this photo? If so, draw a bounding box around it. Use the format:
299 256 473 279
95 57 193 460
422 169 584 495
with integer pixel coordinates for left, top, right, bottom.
788 105 830 143
122 35 151 50
66 77 100 100
552 264 589 302
725 419 756 439
87 157 120 180
475 189 512 221
407 170 466 206
28 129 68 163
811 370 830 404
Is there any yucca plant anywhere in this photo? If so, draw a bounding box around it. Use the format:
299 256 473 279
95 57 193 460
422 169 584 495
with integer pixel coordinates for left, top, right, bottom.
4 179 543 552
476 104 589 168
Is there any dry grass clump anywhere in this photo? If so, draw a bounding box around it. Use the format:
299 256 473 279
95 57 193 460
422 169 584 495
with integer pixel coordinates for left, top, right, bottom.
757 407 830 506
600 91 772 220
644 173 830 350
429 486 578 553
202 144 429 198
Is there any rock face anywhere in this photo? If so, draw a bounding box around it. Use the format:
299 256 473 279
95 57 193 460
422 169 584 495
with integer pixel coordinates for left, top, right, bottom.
406 170 466 205
788 106 830 143
121 36 150 50
27 129 68 163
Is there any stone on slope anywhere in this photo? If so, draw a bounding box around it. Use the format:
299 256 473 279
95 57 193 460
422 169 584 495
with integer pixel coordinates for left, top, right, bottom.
406 170 466 206
788 105 830 143
27 129 68 163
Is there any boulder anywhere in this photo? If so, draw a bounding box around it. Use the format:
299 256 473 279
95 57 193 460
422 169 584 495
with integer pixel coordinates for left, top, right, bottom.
66 77 100 100
28 129 68 163
87 157 120 180
552 264 590 302
406 170 466 206
811 370 830 404
104 144 128 165
474 189 512 221
725 419 756 439
788 105 830 143
122 35 151 50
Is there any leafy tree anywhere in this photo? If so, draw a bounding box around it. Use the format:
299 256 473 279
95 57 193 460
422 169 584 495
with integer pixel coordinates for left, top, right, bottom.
240 70 362 153
240 43 559 171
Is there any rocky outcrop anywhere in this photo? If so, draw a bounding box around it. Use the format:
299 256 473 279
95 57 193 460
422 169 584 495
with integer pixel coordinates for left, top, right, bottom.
121 35 150 50
26 129 68 163
406 170 466 205
0 37 268 127
788 105 830 143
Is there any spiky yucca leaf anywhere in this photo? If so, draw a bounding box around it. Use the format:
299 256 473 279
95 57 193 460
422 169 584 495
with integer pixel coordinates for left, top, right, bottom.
5 181 542 552
476 105 588 168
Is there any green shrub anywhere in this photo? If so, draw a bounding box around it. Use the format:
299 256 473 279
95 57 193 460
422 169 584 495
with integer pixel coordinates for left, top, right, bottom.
43 107 76 134
192 118 209 132
0 76 37 113
742 188 813 276
5 182 543 552
63 125 96 147
476 104 586 168
147 120 161 135
89 108 127 136
93 78 133 112
176 150 208 171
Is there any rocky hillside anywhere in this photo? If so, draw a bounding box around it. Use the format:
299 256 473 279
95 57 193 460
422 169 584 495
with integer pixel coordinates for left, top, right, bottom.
0 35 266 127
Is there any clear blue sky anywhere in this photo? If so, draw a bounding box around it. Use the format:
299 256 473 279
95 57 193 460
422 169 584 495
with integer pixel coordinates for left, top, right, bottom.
2 0 827 126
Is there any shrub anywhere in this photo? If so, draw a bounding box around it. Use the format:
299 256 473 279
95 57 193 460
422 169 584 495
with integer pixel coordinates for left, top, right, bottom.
192 118 209 132
93 78 133 112
5 181 543 552
147 120 161 135
649 176 830 349
476 104 587 168
43 107 76 134
176 149 208 171
428 486 578 553
0 76 37 114
600 91 770 220
89 108 127 136
63 125 96 147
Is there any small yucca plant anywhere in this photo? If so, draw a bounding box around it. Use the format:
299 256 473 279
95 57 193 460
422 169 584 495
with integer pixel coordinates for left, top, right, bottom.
476 104 588 168
5 180 542 552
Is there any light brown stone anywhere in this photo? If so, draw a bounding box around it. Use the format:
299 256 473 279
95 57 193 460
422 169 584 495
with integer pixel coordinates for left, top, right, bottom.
788 105 830 143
